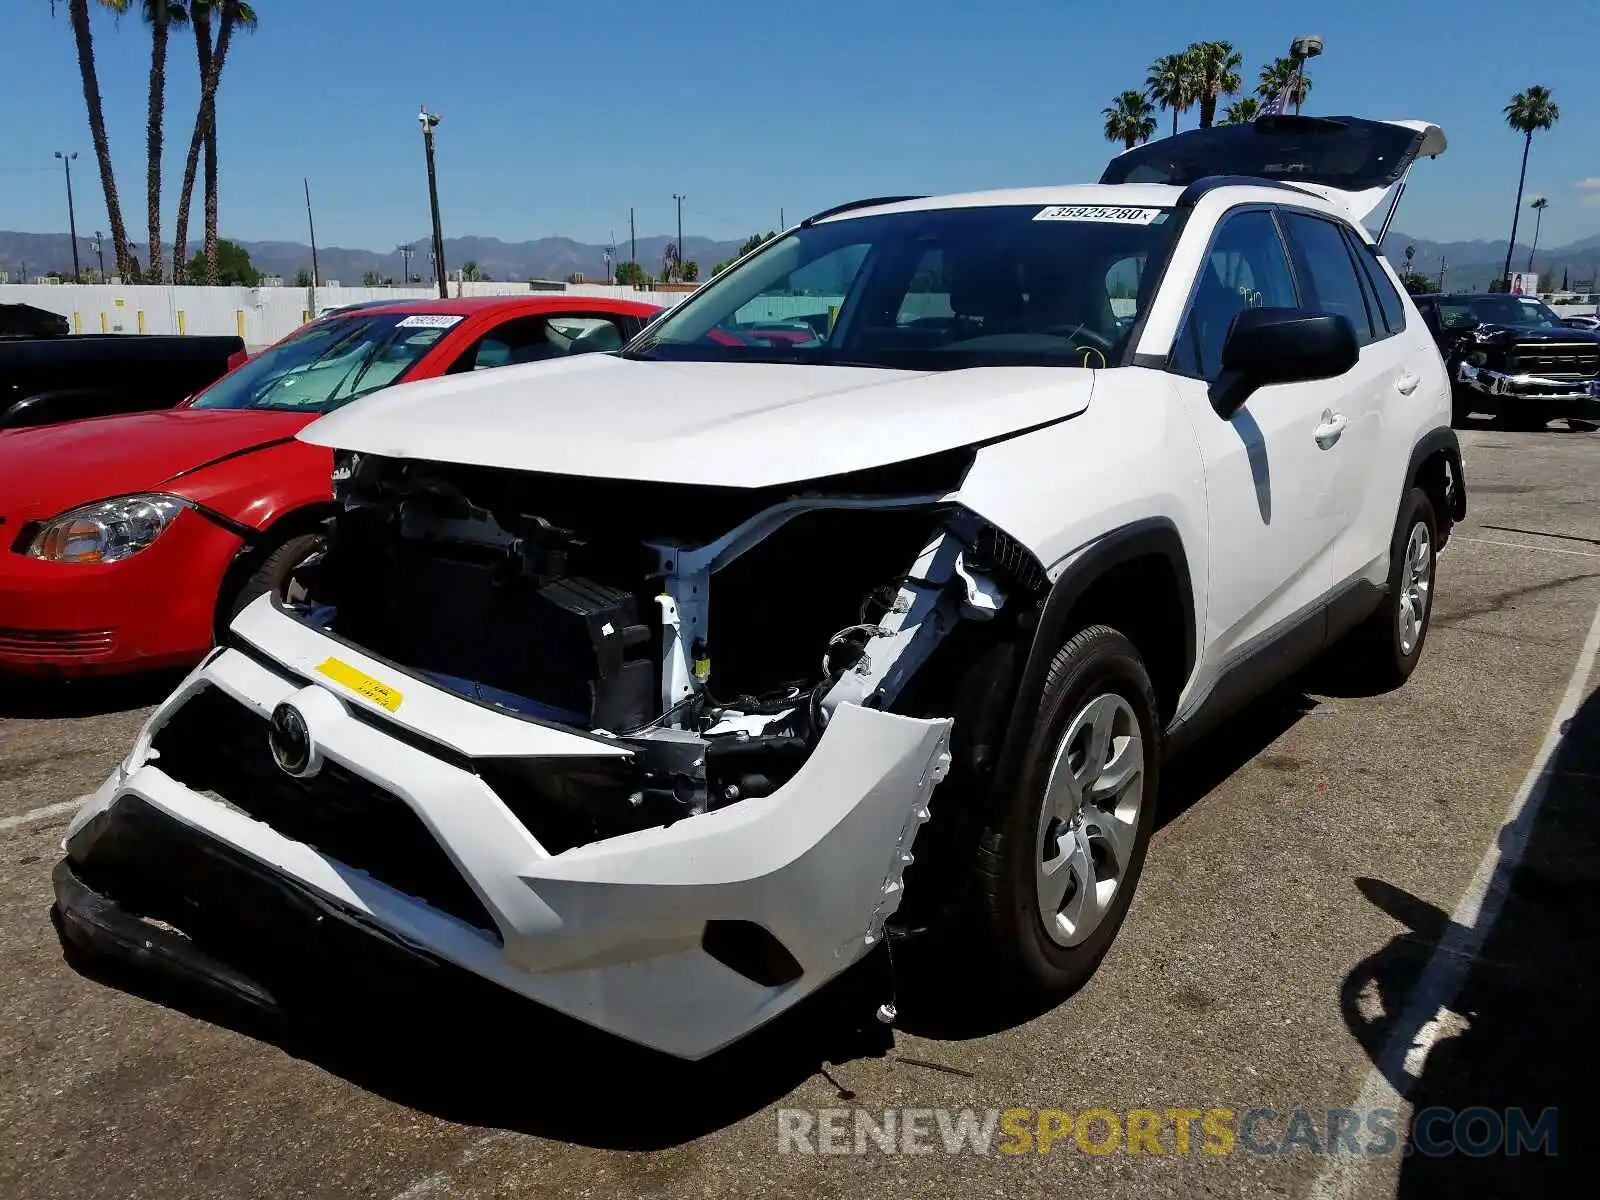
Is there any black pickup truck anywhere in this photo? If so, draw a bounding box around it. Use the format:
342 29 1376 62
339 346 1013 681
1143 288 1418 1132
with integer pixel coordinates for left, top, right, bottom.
0 302 246 431
1413 292 1600 429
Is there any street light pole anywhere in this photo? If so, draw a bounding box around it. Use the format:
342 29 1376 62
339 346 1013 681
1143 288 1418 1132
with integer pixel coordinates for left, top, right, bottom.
419 106 448 299
1288 35 1322 116
55 151 82 282
91 231 105 280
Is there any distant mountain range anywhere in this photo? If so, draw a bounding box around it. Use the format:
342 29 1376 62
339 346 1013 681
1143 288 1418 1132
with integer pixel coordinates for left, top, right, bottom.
0 230 751 285
4 226 1599 292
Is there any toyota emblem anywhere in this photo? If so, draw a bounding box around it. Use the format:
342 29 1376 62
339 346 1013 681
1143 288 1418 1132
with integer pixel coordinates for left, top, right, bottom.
268 701 319 777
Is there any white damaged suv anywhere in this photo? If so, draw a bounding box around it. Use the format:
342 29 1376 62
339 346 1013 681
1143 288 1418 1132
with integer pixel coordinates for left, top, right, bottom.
56 116 1466 1060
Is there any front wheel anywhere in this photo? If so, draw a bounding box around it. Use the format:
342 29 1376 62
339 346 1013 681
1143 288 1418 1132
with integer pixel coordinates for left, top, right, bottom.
969 625 1160 996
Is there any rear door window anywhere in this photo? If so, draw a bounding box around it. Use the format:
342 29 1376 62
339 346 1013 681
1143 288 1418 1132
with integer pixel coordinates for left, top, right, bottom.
448 312 631 373
1280 212 1377 346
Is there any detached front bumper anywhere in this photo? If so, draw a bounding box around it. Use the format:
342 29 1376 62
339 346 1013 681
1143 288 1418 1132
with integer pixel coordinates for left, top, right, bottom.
56 597 952 1060
1456 362 1600 412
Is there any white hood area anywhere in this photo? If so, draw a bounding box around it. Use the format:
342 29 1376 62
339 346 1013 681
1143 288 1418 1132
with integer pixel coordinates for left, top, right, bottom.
300 353 1095 487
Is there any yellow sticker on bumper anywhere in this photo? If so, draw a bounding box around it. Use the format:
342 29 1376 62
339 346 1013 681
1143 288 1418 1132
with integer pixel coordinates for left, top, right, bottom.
315 657 403 712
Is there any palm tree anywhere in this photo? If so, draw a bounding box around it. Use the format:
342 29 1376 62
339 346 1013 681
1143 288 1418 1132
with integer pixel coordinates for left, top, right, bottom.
1219 97 1259 126
1146 51 1196 138
1190 40 1242 129
1526 197 1550 272
1103 90 1157 149
55 0 137 280
142 0 189 282
460 260 483 282
1256 56 1311 112
171 0 256 281
1499 86 1560 289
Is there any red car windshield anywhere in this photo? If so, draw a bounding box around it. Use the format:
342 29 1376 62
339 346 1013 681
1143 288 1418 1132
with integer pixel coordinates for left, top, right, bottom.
188 312 461 412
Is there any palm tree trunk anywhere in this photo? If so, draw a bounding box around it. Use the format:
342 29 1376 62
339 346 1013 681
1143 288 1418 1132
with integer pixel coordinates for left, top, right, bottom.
202 12 237 284
1171 108 1178 138
1527 208 1542 272
1500 132 1532 289
68 0 133 280
145 6 171 283
172 8 229 281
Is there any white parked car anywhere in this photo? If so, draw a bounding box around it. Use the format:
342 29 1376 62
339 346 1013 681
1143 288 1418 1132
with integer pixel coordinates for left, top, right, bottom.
56 116 1467 1060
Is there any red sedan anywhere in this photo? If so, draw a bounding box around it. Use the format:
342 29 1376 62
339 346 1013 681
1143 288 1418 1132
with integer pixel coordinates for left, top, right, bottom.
0 295 660 676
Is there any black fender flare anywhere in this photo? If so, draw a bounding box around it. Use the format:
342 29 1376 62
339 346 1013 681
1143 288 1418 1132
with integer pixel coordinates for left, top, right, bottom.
988 517 1196 802
1407 426 1467 525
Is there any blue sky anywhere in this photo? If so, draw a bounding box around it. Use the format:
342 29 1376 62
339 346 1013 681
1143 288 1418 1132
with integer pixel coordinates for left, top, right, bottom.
5 0 1598 254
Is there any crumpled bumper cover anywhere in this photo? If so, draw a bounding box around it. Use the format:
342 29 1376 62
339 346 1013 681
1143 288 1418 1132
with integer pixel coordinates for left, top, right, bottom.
57 597 953 1060
1457 360 1600 406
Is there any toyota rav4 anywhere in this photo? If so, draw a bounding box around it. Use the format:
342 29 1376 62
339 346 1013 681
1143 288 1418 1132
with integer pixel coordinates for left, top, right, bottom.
55 115 1467 1061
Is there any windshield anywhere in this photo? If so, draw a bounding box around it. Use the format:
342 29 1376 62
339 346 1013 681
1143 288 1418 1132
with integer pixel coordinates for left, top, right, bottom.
188 312 458 412
623 204 1181 370
1438 296 1566 330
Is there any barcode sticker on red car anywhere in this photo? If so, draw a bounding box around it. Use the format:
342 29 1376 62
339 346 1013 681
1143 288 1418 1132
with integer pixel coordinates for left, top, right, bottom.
1033 205 1162 224
396 314 464 328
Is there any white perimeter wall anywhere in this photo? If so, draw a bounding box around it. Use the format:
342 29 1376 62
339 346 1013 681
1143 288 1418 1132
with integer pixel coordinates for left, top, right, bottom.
1 282 691 348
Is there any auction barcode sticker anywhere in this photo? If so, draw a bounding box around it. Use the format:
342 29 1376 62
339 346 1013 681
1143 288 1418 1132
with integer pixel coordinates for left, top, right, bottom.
396 313 464 328
1033 205 1163 224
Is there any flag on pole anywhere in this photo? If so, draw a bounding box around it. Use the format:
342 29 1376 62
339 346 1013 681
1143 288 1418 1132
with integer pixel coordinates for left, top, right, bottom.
1259 88 1289 117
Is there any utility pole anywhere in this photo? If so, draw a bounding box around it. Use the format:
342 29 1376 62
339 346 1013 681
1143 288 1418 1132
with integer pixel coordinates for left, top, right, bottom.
55 151 81 282
91 231 104 280
629 207 636 273
419 106 448 299
304 177 321 288
780 207 785 230
398 243 414 285
1438 254 1449 294
673 194 685 273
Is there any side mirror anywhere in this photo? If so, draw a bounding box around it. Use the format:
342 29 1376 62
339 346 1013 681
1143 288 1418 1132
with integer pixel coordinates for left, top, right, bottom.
1211 308 1359 417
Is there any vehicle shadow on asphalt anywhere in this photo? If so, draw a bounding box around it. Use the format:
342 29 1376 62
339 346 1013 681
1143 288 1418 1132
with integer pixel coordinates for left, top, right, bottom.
1335 680 1598 1193
0 669 185 720
57 918 897 1149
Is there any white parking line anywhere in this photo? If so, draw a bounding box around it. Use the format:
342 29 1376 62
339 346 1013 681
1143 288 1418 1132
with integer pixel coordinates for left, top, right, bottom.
1455 535 1600 559
0 798 86 834
1311 588 1600 1199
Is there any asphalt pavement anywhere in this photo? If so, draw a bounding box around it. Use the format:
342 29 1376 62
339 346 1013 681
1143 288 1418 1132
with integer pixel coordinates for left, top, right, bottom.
2 422 1597 1199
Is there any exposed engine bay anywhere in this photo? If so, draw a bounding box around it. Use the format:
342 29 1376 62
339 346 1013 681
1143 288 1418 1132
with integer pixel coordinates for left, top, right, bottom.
289 449 1048 851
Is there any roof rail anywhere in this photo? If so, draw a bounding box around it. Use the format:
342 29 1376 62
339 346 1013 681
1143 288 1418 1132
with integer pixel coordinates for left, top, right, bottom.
801 195 926 227
1175 176 1321 208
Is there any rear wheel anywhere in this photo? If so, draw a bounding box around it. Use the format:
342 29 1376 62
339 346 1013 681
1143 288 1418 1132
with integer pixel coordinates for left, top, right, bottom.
1342 488 1438 691
969 625 1159 996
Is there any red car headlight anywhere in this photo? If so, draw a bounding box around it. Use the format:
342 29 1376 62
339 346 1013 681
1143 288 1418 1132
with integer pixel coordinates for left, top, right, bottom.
27 494 190 564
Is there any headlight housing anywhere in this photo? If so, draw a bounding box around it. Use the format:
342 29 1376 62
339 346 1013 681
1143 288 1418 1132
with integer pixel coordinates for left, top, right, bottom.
27 494 190 564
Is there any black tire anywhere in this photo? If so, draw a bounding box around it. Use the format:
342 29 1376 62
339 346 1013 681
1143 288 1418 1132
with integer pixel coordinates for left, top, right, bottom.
222 532 324 627
969 625 1160 996
1343 487 1438 691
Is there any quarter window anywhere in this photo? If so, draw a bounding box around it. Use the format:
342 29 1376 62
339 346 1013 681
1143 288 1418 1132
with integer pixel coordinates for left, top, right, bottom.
1344 229 1407 337
1172 209 1298 380
1281 212 1377 346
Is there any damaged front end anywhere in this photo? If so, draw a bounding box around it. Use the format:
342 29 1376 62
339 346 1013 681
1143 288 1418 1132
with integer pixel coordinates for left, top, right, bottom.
57 447 1048 1058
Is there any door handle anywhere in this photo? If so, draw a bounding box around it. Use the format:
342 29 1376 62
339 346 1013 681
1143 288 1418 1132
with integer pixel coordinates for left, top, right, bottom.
1395 372 1420 395
1314 410 1348 448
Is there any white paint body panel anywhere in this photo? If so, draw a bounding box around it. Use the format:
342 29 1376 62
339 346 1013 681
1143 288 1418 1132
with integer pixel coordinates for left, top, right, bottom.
302 355 1094 487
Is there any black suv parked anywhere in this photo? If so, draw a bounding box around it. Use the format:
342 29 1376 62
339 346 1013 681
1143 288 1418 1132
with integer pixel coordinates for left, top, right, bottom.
1413 292 1600 429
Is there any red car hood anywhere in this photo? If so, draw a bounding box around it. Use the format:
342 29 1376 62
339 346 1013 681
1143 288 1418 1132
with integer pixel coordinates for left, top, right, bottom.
0 409 316 524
